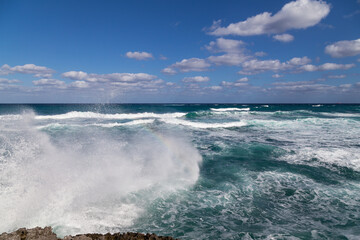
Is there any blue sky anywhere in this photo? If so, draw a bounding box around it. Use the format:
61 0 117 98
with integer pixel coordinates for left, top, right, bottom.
0 0 359 103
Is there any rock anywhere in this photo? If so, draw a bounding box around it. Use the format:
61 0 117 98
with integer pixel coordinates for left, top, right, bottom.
0 227 178 240
0 227 57 240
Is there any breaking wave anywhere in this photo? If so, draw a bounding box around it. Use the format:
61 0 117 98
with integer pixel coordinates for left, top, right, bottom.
0 111 202 236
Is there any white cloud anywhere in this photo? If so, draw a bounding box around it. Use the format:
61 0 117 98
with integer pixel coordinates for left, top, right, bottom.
328 74 346 79
237 77 249 82
185 83 201 90
301 64 318 72
32 79 66 88
325 39 360 58
237 56 354 75
125 51 154 60
288 56 311 65
62 71 89 80
69 81 89 88
239 59 289 74
208 53 249 66
205 38 252 66
34 73 53 78
271 80 336 92
255 51 267 57
110 79 165 92
0 64 55 77
272 74 284 78
182 76 210 83
161 67 177 75
273 33 294 42
62 71 157 82
208 0 330 36
301 63 355 71
0 78 21 84
205 38 245 53
206 86 223 91
221 80 250 87
163 58 210 73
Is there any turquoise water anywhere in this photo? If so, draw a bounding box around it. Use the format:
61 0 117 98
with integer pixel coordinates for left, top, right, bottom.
0 104 359 239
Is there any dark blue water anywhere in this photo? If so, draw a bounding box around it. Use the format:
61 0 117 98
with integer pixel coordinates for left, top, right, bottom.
0 104 359 239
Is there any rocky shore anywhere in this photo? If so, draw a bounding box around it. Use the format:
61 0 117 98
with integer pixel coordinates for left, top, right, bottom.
0 227 178 240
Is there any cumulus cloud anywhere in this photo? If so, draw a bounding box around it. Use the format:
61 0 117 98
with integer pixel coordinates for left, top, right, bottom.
62 71 89 80
288 56 311 65
237 77 249 82
162 58 210 73
237 56 355 75
125 51 154 60
32 79 66 88
0 78 21 84
164 38 253 72
206 38 252 66
109 78 166 93
182 76 210 83
161 67 177 75
59 70 167 93
0 64 55 77
325 39 360 58
239 59 289 75
273 33 294 42
206 86 223 91
272 74 284 78
62 71 157 82
208 0 330 36
328 74 346 79
69 81 89 88
221 78 250 87
255 51 267 57
205 38 245 53
301 63 355 71
208 53 249 66
271 80 336 92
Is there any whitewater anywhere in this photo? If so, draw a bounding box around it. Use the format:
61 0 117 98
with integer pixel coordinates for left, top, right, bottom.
0 104 359 239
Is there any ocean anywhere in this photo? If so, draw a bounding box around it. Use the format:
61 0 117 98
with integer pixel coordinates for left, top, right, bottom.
0 104 359 239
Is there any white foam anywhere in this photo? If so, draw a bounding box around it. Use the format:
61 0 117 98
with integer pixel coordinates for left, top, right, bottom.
161 118 247 129
0 113 202 234
210 108 250 112
261 105 269 107
37 119 156 129
93 119 155 127
312 104 323 107
319 112 360 117
282 147 360 171
35 111 186 120
0 114 23 120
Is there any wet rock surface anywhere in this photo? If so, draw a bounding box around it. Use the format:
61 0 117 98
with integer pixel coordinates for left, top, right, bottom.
0 227 178 240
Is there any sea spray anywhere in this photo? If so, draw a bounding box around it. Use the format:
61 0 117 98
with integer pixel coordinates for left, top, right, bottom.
0 111 202 236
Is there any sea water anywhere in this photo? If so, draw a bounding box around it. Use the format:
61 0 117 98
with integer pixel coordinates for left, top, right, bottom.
0 104 359 239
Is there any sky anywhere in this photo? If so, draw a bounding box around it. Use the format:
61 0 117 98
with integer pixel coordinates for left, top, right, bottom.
0 0 359 103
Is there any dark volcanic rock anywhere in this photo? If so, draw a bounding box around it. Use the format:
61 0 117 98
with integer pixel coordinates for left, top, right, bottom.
0 227 178 240
0 227 57 240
